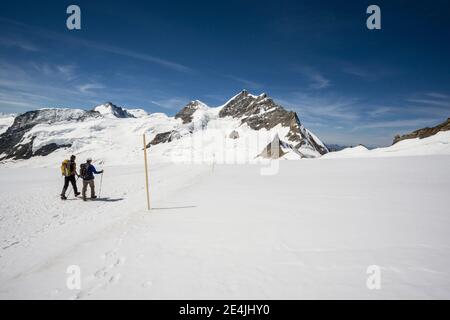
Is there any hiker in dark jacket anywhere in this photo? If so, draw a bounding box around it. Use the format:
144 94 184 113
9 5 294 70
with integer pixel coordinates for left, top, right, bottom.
80 157 104 201
61 155 80 200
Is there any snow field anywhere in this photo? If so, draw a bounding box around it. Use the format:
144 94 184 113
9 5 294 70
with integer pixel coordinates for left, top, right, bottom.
1 155 449 299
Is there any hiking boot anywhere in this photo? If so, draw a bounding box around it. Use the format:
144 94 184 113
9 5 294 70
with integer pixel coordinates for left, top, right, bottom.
91 195 97 199
61 195 67 200
75 192 81 196
82 197 87 201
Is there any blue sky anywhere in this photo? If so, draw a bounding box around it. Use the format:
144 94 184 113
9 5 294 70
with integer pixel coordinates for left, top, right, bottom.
0 0 449 146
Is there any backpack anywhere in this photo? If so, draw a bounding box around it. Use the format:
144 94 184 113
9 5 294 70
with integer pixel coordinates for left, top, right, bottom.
61 160 69 176
80 163 89 179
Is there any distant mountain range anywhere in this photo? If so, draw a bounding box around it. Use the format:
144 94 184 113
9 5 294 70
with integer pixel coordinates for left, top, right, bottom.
0 93 448 166
0 91 328 165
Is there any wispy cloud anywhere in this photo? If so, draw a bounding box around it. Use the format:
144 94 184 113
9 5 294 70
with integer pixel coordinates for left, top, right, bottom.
56 65 78 81
0 34 40 51
353 118 441 130
0 61 103 112
29 63 78 81
276 91 360 123
151 97 188 109
0 17 192 73
77 83 106 94
294 66 330 90
404 92 450 116
224 75 263 89
426 92 449 99
80 40 192 73
407 98 450 108
367 106 394 117
341 62 395 81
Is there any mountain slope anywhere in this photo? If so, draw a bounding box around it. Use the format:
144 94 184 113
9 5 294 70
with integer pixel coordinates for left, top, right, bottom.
0 109 100 161
393 118 450 144
323 130 450 158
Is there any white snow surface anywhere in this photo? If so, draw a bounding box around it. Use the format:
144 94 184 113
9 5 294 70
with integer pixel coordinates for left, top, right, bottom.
322 131 450 159
0 113 15 135
1 157 449 299
126 108 148 118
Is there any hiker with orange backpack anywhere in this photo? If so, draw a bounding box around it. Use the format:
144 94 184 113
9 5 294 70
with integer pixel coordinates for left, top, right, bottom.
60 155 80 200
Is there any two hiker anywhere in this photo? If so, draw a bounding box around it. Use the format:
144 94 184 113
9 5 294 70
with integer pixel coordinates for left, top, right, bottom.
61 155 104 201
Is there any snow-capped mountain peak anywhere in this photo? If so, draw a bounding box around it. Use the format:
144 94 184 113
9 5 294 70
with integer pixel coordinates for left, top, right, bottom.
216 90 328 156
93 102 135 118
175 100 210 124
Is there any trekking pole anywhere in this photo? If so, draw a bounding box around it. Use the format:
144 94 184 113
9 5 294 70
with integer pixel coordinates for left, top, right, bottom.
99 172 103 198
67 184 73 198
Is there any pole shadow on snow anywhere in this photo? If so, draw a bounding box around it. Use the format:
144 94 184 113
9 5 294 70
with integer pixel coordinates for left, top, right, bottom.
151 205 197 211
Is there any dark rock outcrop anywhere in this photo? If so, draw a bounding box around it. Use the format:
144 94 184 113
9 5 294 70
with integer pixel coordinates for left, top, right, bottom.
229 130 240 139
147 130 181 147
34 143 72 157
175 100 205 124
393 118 450 144
258 134 286 159
258 134 305 159
0 109 99 161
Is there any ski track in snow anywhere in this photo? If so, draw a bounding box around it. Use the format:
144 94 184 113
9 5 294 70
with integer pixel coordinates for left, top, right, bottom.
0 156 450 299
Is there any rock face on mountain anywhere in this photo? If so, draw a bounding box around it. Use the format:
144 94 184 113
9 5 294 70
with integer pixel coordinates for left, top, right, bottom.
94 102 135 118
0 109 100 160
175 100 207 124
148 90 328 158
218 90 328 155
148 131 182 146
258 134 286 159
393 118 450 144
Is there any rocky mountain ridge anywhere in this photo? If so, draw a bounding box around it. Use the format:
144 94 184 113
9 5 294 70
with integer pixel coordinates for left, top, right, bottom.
393 118 450 144
0 91 328 163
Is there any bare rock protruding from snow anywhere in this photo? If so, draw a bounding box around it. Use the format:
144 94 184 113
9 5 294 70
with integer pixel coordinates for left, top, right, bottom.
229 130 240 139
93 102 135 118
148 131 181 146
219 90 328 155
393 118 450 144
258 134 306 159
258 134 286 159
0 108 100 160
175 100 208 124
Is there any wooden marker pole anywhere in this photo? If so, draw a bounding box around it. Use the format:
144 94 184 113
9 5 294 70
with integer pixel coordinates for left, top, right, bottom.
143 134 151 210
